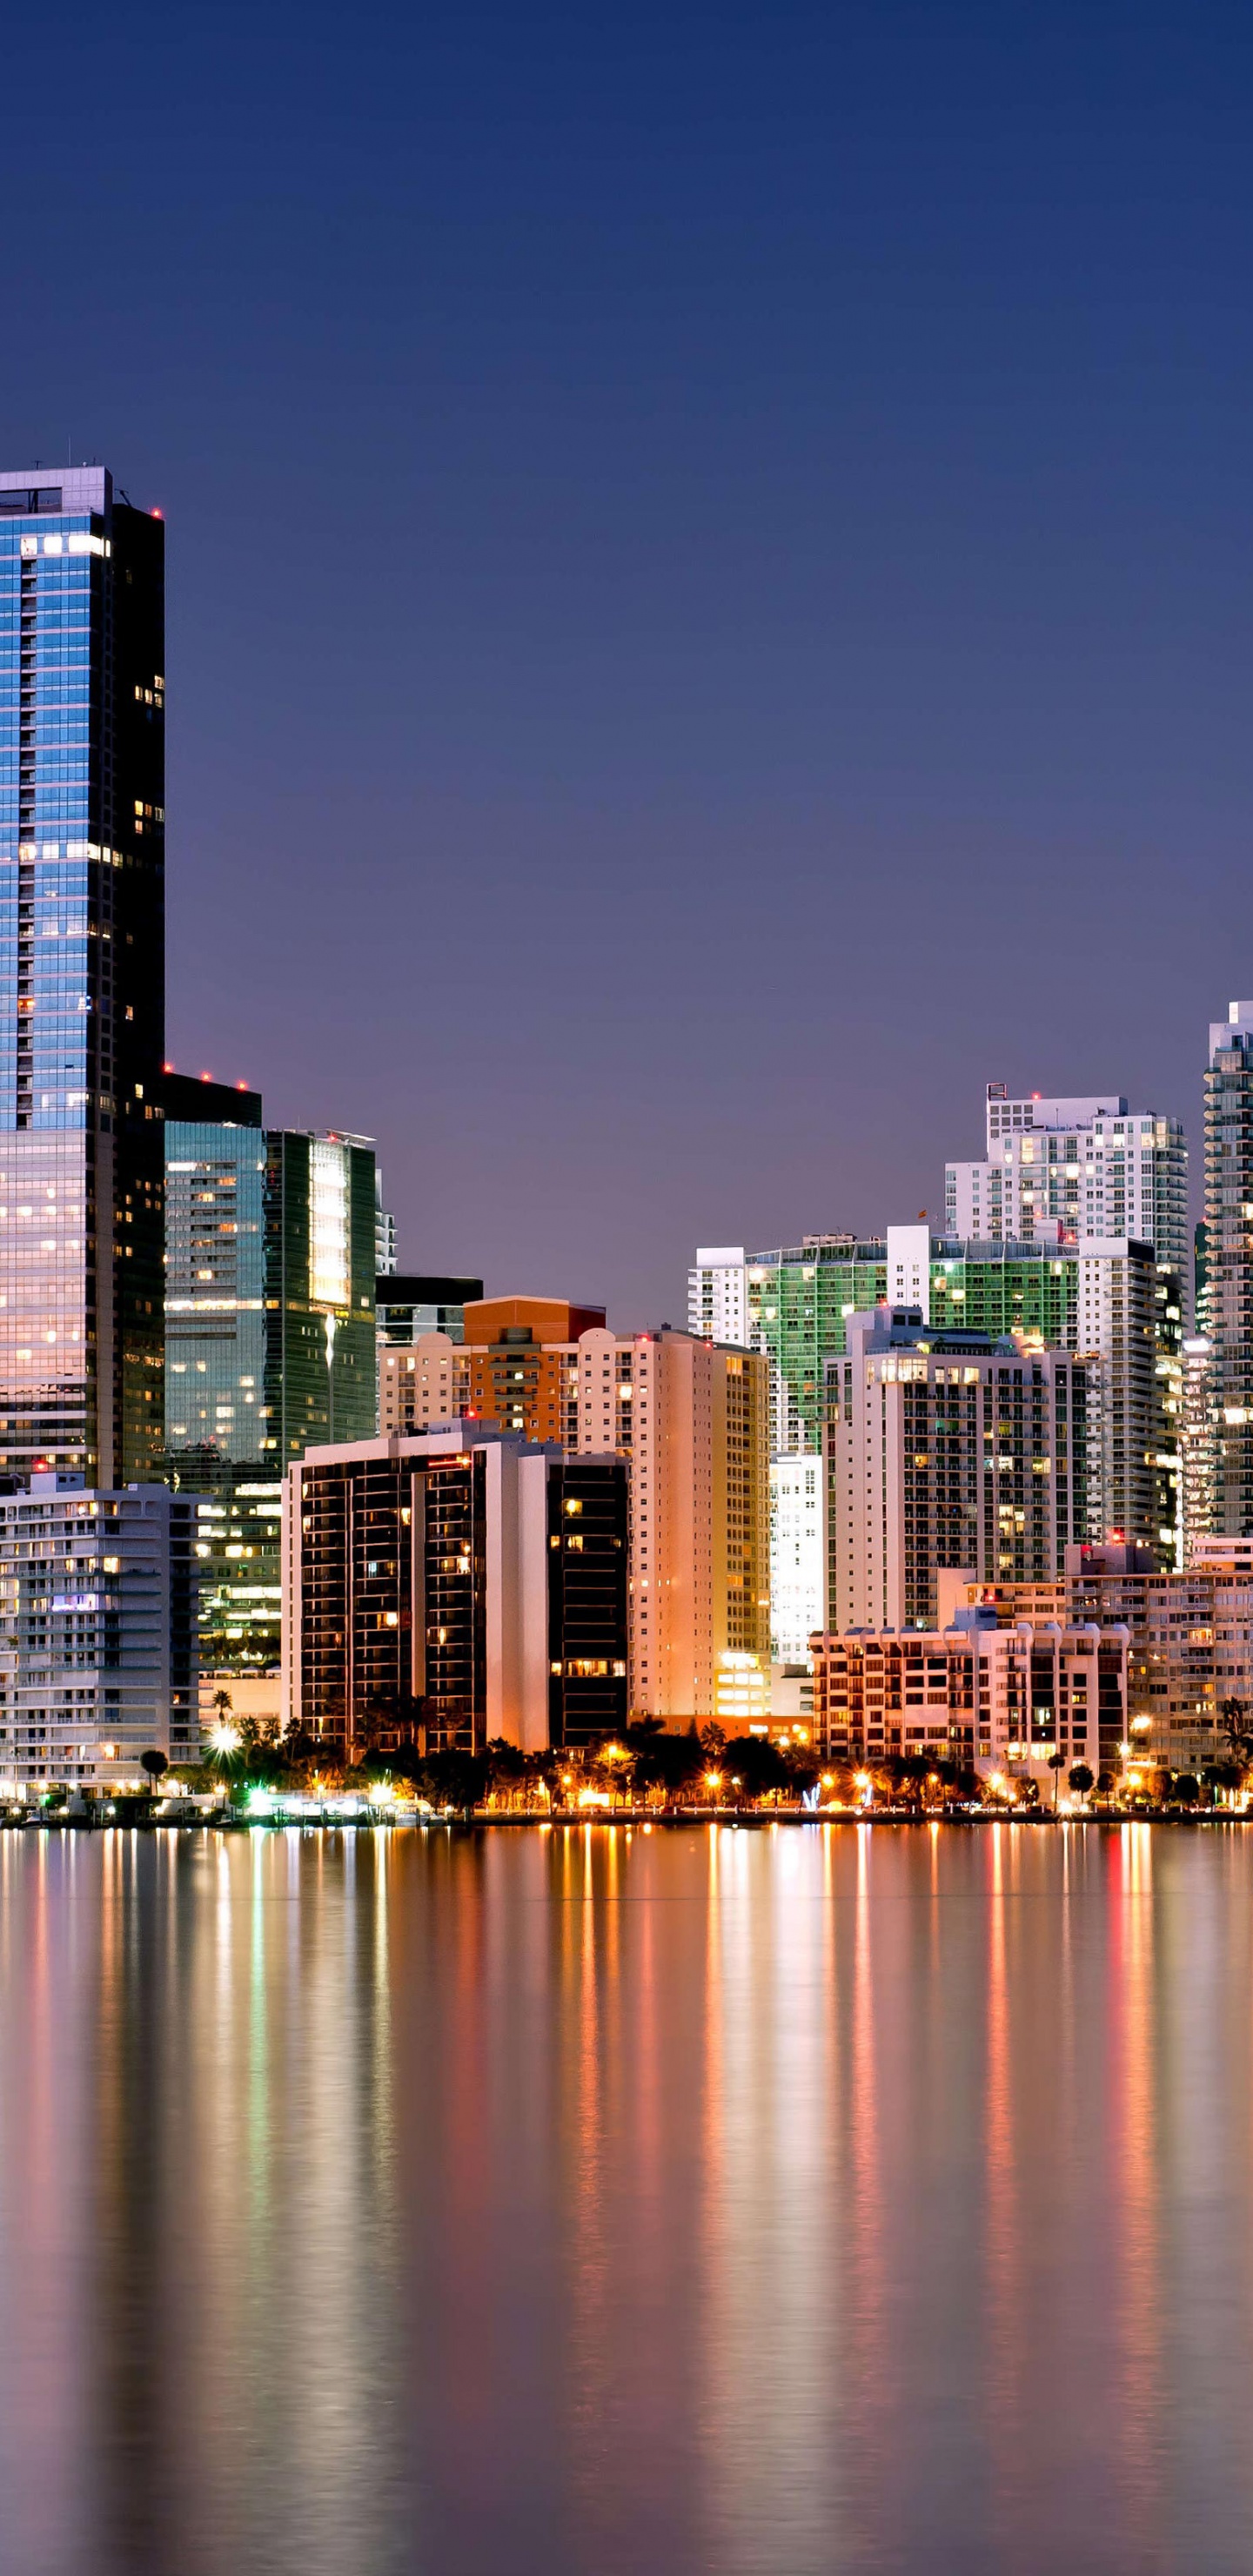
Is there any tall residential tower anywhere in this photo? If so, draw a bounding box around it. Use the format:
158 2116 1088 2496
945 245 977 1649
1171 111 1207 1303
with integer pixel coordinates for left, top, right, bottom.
0 466 165 1486
1203 1002 1253 1534
944 1084 1187 1277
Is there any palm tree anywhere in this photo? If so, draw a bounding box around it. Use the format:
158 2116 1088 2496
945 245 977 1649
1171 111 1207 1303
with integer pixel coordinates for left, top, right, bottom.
1221 1697 1252 1768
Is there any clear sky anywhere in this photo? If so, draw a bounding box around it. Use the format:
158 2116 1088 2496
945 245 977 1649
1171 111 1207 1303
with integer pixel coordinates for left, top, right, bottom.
5 1 1252 1321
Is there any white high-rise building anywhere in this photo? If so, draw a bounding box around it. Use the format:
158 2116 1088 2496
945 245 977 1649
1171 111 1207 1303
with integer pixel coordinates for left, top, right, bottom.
768 1455 824 1662
374 1172 397 1278
1181 1336 1218 1560
687 1250 751 1349
1204 1002 1253 1535
826 1310 1093 1631
1075 1239 1165 1555
0 1474 198 1792
945 1085 1187 1280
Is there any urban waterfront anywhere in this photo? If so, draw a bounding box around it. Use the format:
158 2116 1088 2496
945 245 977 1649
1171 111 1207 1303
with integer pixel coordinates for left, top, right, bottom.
0 1827 1249 2573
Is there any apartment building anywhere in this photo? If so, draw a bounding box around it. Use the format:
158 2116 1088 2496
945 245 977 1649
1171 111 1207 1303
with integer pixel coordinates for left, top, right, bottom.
941 1537 1253 1772
0 1473 198 1791
825 1309 1092 1632
945 1084 1187 1276
284 1425 628 1760
812 1612 1128 1790
569 1327 771 1726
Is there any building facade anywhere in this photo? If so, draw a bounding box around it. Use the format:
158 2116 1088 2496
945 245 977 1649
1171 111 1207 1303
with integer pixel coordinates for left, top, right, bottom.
1075 1238 1166 1557
743 1240 889 1452
566 1326 771 1726
374 1175 397 1278
264 1128 378 1461
945 1084 1187 1276
941 1540 1253 1774
283 1426 628 1759
812 1613 1127 1791
163 1077 377 1679
688 1249 752 1349
0 1472 197 1790
379 1332 462 1438
0 466 166 1489
692 1225 1170 1472
768 1452 823 1662
460 1297 606 1443
826 1309 1092 1631
1204 1002 1253 1534
385 1315 773 1725
376 1271 483 1350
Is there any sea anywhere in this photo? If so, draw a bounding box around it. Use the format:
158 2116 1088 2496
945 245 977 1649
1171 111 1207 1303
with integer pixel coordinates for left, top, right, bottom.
0 1820 1250 2574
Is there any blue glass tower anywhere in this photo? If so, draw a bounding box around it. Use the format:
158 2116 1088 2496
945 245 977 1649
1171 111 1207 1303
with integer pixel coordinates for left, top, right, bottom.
0 466 164 1485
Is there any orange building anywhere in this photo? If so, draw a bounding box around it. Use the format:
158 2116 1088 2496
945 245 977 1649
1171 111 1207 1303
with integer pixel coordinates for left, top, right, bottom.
460 1297 606 1446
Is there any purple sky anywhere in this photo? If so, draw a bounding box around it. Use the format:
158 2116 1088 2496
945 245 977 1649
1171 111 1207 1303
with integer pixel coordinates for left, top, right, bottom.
6 1 1253 1321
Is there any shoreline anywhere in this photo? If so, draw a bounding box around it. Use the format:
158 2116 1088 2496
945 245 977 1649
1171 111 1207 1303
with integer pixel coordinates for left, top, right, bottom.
0 1807 1245 1834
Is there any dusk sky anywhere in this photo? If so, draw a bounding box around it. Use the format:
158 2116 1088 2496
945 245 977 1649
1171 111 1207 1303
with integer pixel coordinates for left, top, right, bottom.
7 0 1253 1322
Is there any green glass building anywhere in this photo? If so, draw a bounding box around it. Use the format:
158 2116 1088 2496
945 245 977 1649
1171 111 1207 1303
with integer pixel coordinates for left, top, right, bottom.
746 1241 888 1452
163 1075 378 1679
927 1242 1075 1348
748 1238 1089 1456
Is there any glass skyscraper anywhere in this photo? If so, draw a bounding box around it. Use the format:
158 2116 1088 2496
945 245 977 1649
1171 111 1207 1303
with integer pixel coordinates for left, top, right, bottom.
163 1075 379 1674
0 466 164 1486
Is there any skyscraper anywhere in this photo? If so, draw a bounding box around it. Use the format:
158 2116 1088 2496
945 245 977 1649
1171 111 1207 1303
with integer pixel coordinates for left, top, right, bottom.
1203 1001 1253 1534
564 1326 771 1725
825 1309 1092 1629
163 1074 379 1679
945 1084 1187 1276
0 466 165 1486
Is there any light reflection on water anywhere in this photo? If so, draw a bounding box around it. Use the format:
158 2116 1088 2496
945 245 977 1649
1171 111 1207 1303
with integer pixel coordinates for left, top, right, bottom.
0 1825 1250 2572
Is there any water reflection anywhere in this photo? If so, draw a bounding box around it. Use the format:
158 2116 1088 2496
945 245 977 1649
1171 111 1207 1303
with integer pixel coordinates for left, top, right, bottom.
0 1826 1249 2572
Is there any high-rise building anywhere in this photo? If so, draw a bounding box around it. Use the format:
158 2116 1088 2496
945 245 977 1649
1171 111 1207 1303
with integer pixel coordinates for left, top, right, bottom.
692 1228 1125 1458
945 1084 1187 1276
0 1471 197 1791
460 1297 606 1443
1075 1238 1164 1556
1181 1335 1218 1559
688 1249 752 1348
1204 1002 1253 1533
283 1425 629 1759
265 1128 378 1459
385 1315 772 1722
741 1240 888 1452
379 1333 463 1438
768 1453 823 1661
826 1309 1092 1630
0 466 166 1487
163 1076 378 1679
374 1174 397 1278
163 1072 266 1470
566 1326 771 1725
376 1272 483 1347
164 1091 377 1474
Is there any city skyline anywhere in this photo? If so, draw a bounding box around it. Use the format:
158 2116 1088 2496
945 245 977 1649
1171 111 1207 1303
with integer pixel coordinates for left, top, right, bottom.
3 19 1253 2573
